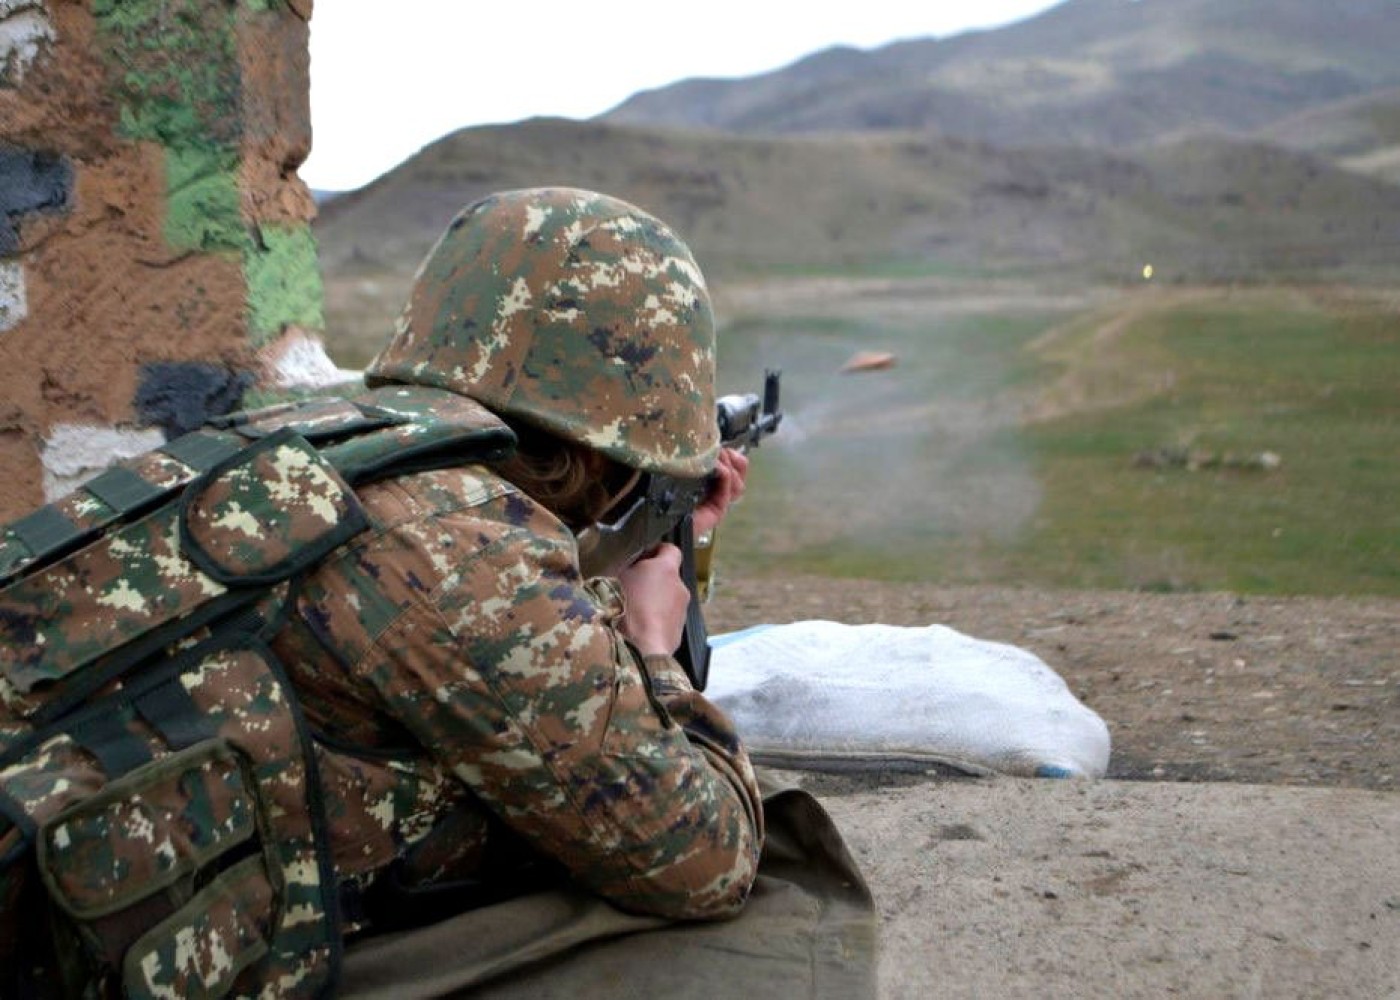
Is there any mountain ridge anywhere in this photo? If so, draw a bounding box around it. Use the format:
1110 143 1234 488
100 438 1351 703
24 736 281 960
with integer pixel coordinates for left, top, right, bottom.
602 0 1400 151
317 116 1400 281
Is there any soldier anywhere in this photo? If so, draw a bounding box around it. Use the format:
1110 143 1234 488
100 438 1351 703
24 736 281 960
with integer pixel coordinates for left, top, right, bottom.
267 187 763 949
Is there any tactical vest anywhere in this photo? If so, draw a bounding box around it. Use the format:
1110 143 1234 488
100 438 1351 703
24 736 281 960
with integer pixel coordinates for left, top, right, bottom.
0 386 515 998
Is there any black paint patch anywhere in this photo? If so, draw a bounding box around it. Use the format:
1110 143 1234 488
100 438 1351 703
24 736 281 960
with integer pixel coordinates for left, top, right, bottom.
0 147 74 255
135 363 254 438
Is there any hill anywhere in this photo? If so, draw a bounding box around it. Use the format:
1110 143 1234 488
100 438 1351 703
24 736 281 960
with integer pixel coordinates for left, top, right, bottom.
315 117 1400 363
1255 87 1400 184
603 0 1400 150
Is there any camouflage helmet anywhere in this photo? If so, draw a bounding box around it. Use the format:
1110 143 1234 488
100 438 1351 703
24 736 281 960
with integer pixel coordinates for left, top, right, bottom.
365 187 719 478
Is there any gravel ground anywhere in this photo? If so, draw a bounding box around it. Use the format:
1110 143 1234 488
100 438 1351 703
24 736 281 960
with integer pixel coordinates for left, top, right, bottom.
816 778 1400 999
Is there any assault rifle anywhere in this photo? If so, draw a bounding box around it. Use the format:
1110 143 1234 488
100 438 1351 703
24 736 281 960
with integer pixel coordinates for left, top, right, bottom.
578 370 783 691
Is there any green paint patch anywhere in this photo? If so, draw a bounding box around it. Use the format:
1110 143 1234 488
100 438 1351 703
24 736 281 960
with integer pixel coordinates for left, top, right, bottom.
94 0 241 148
244 225 325 343
165 147 245 252
97 0 255 259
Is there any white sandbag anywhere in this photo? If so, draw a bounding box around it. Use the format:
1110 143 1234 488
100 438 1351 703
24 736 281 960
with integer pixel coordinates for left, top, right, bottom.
708 621 1111 778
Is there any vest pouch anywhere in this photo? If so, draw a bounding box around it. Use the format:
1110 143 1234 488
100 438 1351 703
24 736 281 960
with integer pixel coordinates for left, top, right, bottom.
37 739 275 982
19 632 342 997
122 854 275 1000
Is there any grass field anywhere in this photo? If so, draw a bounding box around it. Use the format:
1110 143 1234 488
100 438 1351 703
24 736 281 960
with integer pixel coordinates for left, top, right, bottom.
711 283 1400 598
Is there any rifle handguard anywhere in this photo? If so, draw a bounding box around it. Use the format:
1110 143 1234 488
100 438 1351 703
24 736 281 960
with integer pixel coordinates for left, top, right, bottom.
670 515 711 690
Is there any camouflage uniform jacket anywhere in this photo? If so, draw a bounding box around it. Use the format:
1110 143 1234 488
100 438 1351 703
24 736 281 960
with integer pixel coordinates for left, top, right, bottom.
269 439 764 929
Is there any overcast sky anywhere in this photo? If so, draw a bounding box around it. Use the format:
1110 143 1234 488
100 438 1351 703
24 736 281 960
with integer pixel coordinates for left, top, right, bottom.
302 1 1062 191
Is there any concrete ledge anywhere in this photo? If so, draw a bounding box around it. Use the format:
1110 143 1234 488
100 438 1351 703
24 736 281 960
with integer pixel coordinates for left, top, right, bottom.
817 778 1400 999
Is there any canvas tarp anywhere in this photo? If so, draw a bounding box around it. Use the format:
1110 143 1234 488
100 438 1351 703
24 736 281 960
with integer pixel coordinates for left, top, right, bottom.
339 777 877 999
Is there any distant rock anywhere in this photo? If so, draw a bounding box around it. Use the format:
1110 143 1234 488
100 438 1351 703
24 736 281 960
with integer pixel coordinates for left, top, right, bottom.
1133 446 1281 472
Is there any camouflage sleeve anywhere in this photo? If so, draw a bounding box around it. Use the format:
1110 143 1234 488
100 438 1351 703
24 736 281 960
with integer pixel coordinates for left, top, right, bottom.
635 651 765 843
354 489 762 920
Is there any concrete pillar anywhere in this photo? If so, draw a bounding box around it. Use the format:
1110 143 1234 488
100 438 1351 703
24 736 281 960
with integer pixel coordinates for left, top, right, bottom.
0 0 344 519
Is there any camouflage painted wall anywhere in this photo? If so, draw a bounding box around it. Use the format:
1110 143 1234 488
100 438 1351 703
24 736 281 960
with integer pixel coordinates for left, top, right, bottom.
0 0 346 519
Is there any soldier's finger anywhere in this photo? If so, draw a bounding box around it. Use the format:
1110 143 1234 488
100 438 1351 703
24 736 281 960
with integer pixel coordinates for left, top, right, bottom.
647 542 683 571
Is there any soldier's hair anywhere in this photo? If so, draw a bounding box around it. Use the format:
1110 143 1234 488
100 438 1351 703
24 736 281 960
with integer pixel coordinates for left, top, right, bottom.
495 421 634 529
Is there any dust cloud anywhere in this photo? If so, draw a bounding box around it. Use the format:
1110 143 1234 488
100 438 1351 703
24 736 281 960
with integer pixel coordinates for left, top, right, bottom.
713 277 1085 573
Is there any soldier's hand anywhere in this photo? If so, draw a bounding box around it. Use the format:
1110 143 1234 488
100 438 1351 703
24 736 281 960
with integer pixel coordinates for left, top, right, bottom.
616 543 689 656
693 448 749 539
